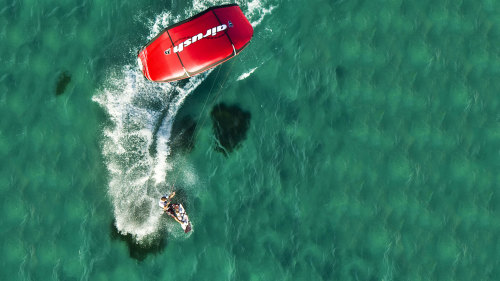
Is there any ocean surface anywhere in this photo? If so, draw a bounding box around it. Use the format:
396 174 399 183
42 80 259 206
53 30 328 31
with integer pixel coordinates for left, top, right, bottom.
1 0 500 280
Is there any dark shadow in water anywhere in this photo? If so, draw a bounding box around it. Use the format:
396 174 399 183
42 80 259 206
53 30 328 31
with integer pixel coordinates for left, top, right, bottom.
210 103 251 156
147 90 176 157
148 106 169 157
110 221 167 262
55 71 71 96
169 115 198 156
335 66 346 80
335 65 346 90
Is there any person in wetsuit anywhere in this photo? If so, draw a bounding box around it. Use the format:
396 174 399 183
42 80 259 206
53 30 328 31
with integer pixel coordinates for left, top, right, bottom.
159 191 183 223
159 191 175 212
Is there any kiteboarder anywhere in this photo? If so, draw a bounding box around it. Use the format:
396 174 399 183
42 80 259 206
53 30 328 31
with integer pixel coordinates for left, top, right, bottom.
159 190 192 233
159 191 176 212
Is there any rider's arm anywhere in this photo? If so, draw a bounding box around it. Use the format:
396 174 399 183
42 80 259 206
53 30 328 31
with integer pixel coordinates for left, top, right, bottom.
165 210 182 223
168 191 176 200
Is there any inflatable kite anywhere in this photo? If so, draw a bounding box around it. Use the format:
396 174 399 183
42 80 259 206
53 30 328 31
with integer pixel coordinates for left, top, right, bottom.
138 4 254 82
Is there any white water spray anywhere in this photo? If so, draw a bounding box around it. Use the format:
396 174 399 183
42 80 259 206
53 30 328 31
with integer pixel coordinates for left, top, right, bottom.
93 0 275 242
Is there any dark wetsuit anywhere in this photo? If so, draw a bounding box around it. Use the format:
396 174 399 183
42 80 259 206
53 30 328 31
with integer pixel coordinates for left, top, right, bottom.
167 204 176 217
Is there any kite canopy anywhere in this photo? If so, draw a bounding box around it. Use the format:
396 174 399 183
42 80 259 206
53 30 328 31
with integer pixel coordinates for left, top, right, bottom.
138 4 254 82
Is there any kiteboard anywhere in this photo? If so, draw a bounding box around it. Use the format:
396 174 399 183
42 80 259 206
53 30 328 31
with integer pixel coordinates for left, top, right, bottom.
167 203 192 233
138 4 254 82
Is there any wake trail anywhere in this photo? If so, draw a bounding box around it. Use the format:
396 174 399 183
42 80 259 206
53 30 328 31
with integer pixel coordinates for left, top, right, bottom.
93 0 275 242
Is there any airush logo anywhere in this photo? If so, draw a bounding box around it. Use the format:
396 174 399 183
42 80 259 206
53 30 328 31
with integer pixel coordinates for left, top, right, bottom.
165 24 228 55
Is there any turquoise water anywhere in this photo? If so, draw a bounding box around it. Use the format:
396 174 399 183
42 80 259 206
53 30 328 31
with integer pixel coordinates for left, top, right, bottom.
2 0 500 280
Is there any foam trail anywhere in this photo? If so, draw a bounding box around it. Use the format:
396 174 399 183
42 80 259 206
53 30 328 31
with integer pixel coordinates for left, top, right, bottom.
93 0 275 242
237 67 258 81
245 0 276 27
93 65 208 241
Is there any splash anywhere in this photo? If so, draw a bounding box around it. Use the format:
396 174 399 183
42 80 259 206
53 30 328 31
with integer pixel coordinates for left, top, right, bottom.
93 0 275 242
93 66 208 241
237 67 258 81
245 0 276 27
